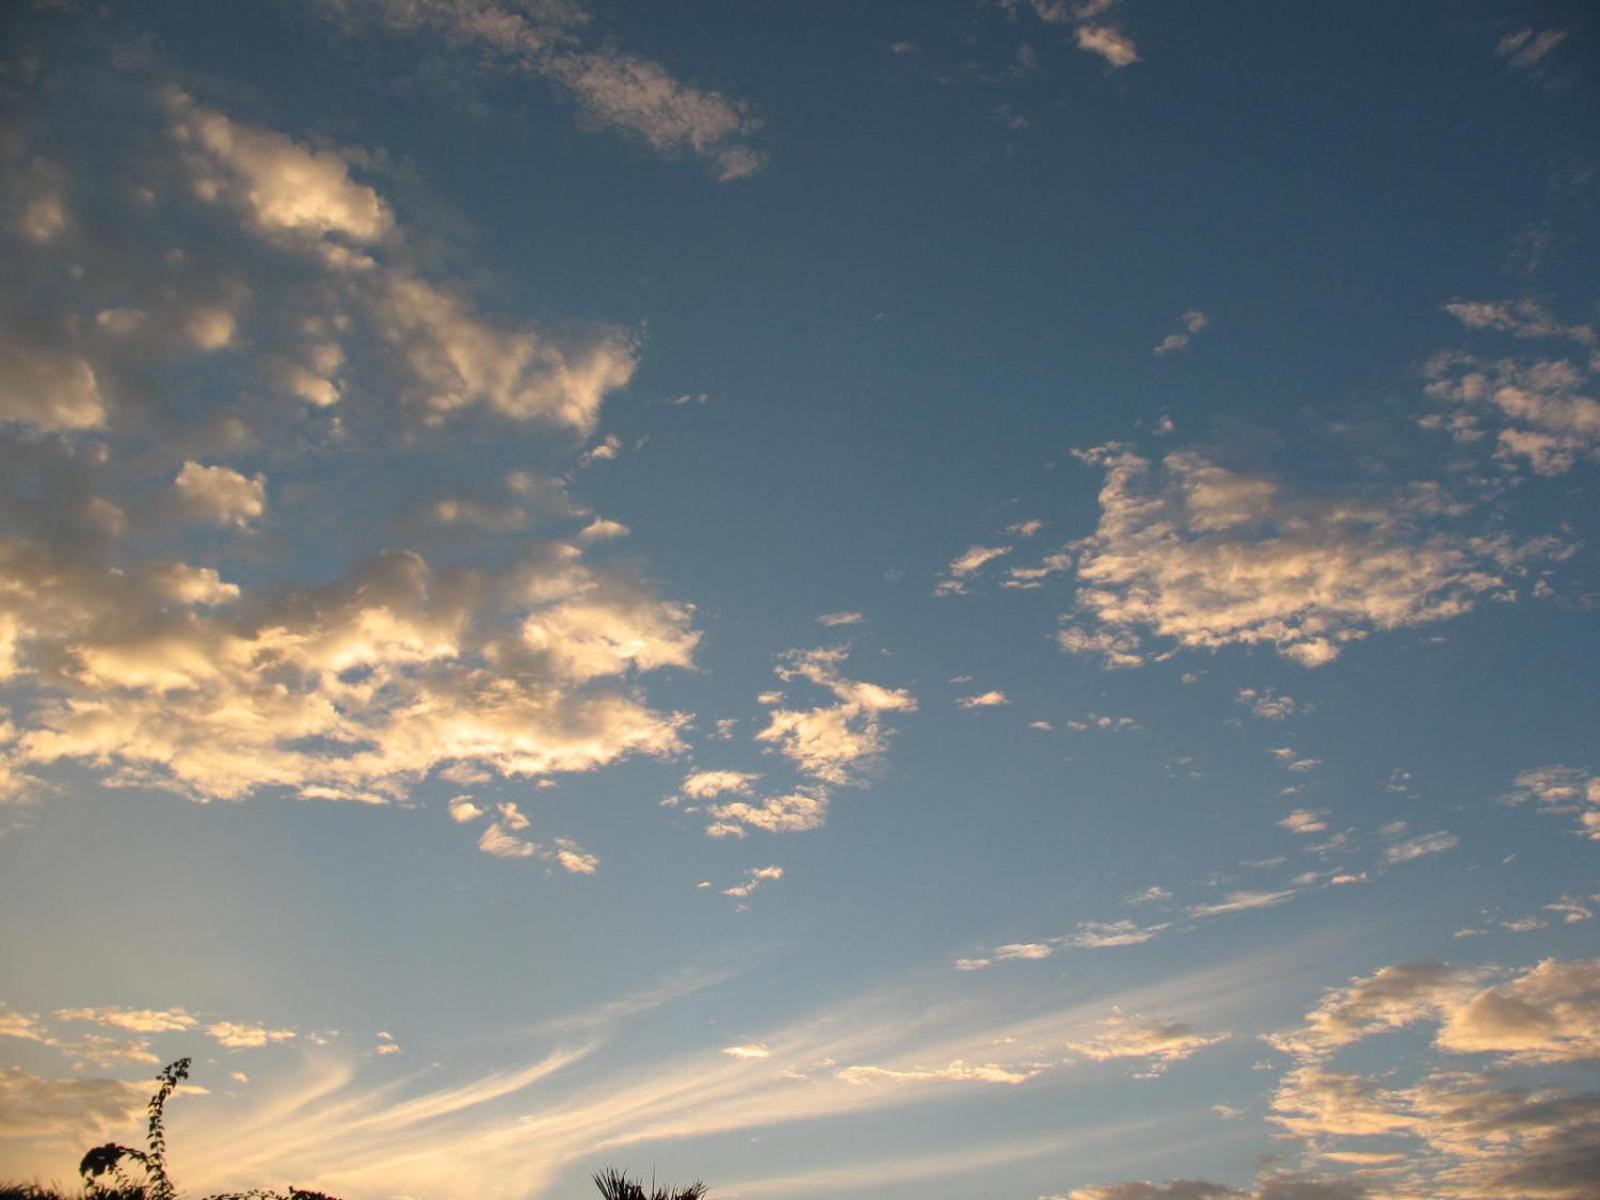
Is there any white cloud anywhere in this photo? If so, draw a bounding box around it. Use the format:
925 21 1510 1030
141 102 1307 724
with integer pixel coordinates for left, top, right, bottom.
722 864 783 899
54 1007 198 1034
816 611 865 626
447 797 485 823
721 1043 771 1060
1075 23 1139 68
173 462 267 528
1060 444 1532 668
1187 890 1296 919
1235 687 1294 721
957 690 1010 709
1277 810 1328 835
207 1021 296 1049
1065 1015 1228 1076
1381 830 1458 865
1503 765 1600 841
754 647 915 788
681 769 761 799
1153 310 1207 356
706 790 829 838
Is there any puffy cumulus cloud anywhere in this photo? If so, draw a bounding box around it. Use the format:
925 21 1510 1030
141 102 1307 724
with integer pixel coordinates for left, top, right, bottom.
1266 1065 1600 1198
1270 958 1600 1067
447 796 485 822
1503 766 1600 841
681 769 761 799
1436 958 1600 1063
0 329 107 432
705 789 828 838
1267 962 1491 1060
167 88 393 242
7 543 694 805
1421 304 1598 475
1064 1016 1228 1076
312 0 765 180
1059 445 1534 668
54 1006 198 1034
172 461 267 528
0 1067 145 1141
1237 687 1295 721
754 647 916 788
206 1021 296 1049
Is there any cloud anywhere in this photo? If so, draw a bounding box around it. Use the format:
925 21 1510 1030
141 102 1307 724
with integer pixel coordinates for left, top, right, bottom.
816 611 865 626
705 790 828 838
1503 766 1600 840
313 0 765 180
1064 1016 1228 1076
1236 687 1295 721
938 544 1013 594
1153 310 1208 356
1421 306 1599 475
754 647 915 787
448 796 486 823
957 690 1010 709
721 1042 770 1060
0 1067 145 1141
1381 830 1458 864
207 1021 297 1049
1059 444 1534 668
1187 890 1297 919
1496 28 1568 70
680 769 761 799
1007 1 1140 69
173 461 267 528
54 1007 198 1034
722 864 783 899
1278 810 1328 835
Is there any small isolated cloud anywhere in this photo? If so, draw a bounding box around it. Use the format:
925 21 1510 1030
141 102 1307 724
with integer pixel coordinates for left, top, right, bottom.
1236 687 1295 721
1278 809 1328 835
447 796 485 823
1154 309 1208 356
1187 889 1296 919
1495 28 1567 70
1381 830 1458 865
937 544 1013 595
1007 519 1044 537
722 864 783 899
721 1042 770 1060
816 611 865 626
957 690 1010 709
705 789 828 838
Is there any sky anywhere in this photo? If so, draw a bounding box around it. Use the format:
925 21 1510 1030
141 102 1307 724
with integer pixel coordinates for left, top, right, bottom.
0 1 1598 1198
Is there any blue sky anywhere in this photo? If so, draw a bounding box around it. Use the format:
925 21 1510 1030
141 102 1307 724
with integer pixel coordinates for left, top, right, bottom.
1 2 1597 1198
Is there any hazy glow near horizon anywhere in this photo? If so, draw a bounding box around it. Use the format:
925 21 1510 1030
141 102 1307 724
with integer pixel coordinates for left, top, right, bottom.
0 3 1597 1198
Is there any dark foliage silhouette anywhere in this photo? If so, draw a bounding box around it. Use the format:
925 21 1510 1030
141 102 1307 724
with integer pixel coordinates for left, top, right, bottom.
591 1168 707 1200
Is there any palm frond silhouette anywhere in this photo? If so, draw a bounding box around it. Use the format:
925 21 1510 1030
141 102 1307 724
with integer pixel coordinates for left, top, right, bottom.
592 1167 707 1200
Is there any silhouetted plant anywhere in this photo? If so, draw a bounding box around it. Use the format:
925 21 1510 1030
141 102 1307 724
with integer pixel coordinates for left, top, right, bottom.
75 1059 344 1200
592 1167 707 1200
